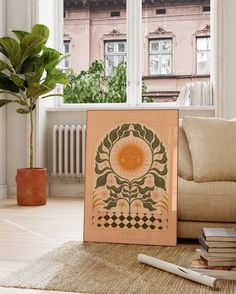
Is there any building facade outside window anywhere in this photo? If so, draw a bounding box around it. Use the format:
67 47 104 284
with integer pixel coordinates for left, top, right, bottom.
196 36 211 74
149 38 172 76
104 40 126 76
63 40 70 68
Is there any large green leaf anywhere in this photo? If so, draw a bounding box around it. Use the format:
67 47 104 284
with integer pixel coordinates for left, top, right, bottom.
26 83 50 98
0 37 21 67
32 24 49 43
22 56 45 84
11 30 29 41
0 99 13 107
16 108 29 114
0 60 12 72
43 47 61 70
0 76 19 92
21 34 45 63
10 73 25 87
44 68 68 87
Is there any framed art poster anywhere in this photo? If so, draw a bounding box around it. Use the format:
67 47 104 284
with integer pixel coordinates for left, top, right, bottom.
84 110 178 246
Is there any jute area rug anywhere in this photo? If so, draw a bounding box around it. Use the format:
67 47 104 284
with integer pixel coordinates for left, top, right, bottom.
0 241 235 294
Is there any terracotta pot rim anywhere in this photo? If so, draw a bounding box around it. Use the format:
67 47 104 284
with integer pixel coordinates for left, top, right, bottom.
17 168 47 171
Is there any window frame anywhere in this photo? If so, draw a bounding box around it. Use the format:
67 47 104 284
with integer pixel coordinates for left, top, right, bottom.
196 36 211 75
148 38 173 76
104 40 127 77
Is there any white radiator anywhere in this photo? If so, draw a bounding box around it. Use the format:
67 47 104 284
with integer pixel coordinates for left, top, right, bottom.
52 124 86 178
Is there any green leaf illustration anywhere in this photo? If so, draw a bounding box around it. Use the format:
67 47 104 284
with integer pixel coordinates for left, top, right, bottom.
144 126 154 143
132 124 145 137
122 130 131 138
109 126 120 143
95 172 110 189
103 196 116 204
143 192 151 199
115 176 129 185
122 192 130 198
118 124 130 137
98 143 108 154
144 198 157 205
107 185 123 194
95 152 107 163
151 164 168 176
95 163 110 175
132 177 146 185
104 200 118 210
150 172 166 191
143 201 157 211
103 134 111 149
155 152 167 164
130 192 138 198
152 135 160 150
132 130 140 138
137 185 154 194
155 142 165 154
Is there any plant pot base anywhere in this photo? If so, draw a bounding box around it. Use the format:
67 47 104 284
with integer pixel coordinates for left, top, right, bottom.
16 168 48 206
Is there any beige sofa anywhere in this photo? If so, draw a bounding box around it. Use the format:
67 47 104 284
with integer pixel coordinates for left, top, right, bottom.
177 118 236 239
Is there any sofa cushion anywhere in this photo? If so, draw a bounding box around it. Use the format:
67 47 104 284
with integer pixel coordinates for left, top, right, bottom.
182 116 236 182
178 177 236 222
178 120 193 180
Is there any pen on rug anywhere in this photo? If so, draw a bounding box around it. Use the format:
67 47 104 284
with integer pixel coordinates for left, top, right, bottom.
137 253 219 289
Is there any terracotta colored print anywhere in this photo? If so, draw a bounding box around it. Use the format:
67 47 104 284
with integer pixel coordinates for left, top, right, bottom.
92 123 169 232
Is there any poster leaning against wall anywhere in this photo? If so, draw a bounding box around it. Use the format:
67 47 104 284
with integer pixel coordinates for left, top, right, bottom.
84 109 178 246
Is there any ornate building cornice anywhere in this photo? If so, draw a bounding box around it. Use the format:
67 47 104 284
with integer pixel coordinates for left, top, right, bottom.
64 0 210 11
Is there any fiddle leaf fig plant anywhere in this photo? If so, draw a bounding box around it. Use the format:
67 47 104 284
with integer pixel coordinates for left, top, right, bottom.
0 24 68 168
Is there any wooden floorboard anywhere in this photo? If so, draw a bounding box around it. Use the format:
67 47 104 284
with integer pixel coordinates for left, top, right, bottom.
0 197 84 294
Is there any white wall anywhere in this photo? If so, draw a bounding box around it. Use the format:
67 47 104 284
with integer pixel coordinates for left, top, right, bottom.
0 0 7 199
6 0 29 196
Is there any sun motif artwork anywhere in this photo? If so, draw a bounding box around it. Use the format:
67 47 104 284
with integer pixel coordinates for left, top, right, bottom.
84 110 178 246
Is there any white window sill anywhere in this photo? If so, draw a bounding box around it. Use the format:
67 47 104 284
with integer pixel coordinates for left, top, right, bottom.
46 104 216 112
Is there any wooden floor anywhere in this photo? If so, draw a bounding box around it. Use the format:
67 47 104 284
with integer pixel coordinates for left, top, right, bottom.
0 197 84 294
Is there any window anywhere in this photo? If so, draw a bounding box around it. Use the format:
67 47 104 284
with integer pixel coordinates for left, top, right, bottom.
63 40 70 68
111 11 120 17
149 39 172 75
104 41 126 76
196 36 211 74
203 6 210 12
156 9 166 15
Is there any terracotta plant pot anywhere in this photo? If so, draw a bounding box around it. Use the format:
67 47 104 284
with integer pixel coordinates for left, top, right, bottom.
16 168 48 206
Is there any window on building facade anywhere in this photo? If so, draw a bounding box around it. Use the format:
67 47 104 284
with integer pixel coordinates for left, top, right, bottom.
104 41 126 76
63 40 70 68
196 36 211 75
149 39 172 76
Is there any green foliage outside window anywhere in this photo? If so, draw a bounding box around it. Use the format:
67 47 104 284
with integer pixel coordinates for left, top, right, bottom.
64 60 147 103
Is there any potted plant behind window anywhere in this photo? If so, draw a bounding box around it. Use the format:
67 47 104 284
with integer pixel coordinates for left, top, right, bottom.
0 24 68 205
